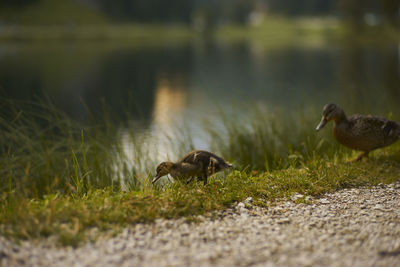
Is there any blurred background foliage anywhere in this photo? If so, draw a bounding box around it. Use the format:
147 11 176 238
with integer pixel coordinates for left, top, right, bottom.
0 0 398 29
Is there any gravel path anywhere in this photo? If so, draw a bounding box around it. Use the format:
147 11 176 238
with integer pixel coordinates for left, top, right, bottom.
2 182 400 267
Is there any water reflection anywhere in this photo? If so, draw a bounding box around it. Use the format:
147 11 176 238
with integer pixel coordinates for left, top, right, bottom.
153 73 186 125
338 42 400 112
0 40 399 178
1 41 399 120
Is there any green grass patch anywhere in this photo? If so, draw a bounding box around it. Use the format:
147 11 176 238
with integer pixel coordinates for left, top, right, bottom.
1 157 400 247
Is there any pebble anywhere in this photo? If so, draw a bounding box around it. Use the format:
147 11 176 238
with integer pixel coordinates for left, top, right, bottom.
243 197 253 206
1 182 400 267
319 198 330 204
291 193 304 201
236 202 245 209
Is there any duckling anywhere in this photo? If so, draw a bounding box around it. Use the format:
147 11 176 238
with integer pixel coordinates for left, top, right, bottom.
152 150 233 185
316 103 400 161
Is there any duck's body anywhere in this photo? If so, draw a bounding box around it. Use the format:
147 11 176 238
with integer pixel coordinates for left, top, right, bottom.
333 115 399 151
153 150 232 185
316 103 400 161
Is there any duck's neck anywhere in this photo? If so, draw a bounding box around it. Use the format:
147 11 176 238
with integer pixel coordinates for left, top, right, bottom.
175 162 194 172
170 162 178 169
333 110 348 126
168 162 179 177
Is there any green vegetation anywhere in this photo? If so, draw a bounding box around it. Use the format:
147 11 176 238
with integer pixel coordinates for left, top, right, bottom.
216 17 341 46
1 18 397 47
0 24 194 42
3 160 400 247
0 0 398 44
216 17 400 47
1 100 400 247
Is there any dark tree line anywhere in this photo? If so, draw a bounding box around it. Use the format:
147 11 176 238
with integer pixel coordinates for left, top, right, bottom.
266 0 335 16
338 0 399 29
97 0 194 23
0 0 398 27
96 0 255 24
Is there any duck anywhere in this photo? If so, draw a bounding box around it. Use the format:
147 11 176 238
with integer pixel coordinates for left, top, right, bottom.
152 150 233 185
316 103 400 161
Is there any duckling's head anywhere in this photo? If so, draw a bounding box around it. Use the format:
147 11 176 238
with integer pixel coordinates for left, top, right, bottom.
316 103 345 131
152 162 174 184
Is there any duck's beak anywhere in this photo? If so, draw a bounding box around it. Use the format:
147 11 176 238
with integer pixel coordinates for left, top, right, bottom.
152 174 161 184
316 117 327 131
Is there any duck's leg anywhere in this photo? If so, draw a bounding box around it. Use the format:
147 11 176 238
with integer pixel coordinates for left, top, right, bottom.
201 169 208 185
203 174 208 185
349 151 369 163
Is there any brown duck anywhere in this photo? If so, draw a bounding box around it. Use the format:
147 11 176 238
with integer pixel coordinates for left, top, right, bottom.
152 150 233 185
316 103 400 161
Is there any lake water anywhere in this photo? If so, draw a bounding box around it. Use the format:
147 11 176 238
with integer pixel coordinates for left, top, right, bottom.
1 39 399 164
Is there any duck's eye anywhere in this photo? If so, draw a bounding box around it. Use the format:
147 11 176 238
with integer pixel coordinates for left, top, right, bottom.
326 108 334 117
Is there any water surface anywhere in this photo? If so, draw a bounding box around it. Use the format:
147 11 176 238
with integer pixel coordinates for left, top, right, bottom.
1 39 399 163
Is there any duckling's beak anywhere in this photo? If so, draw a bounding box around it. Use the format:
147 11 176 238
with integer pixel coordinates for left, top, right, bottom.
316 117 327 131
152 174 161 184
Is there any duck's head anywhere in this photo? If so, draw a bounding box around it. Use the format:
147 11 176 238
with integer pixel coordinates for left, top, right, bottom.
152 162 174 184
316 103 345 131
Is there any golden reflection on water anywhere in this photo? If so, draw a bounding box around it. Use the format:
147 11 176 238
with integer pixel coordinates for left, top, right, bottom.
153 73 186 125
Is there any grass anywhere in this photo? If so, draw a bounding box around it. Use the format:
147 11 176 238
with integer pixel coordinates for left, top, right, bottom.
2 158 400 247
0 100 400 247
